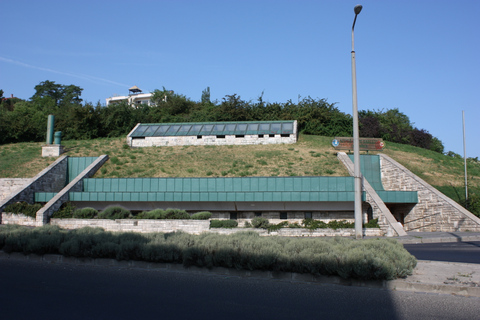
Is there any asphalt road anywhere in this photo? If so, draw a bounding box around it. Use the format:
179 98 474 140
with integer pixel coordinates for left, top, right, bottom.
1 258 479 320
403 241 480 264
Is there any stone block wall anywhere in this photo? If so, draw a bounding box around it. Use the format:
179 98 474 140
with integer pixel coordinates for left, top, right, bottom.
47 218 382 237
379 154 480 232
1 213 36 227
0 156 68 224
51 218 210 234
0 179 31 201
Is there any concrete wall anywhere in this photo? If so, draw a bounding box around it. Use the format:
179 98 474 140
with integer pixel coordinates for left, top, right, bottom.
0 179 31 201
0 156 68 224
128 133 297 148
36 155 109 226
380 154 480 232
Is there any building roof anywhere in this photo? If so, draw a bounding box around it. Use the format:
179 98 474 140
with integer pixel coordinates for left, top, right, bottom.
128 121 296 138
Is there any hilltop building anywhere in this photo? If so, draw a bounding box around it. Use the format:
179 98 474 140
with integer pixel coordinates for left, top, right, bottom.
127 121 298 147
105 86 154 107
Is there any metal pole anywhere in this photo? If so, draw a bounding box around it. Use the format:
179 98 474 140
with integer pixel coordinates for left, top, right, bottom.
352 5 363 239
463 110 468 208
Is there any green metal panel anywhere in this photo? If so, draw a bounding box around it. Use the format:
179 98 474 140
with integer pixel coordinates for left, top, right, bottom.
263 192 273 201
67 157 97 184
276 178 285 192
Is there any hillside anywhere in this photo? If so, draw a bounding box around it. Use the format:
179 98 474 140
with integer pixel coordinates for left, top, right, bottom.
0 134 478 205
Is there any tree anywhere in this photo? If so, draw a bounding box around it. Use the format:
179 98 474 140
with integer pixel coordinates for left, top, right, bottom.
31 80 83 106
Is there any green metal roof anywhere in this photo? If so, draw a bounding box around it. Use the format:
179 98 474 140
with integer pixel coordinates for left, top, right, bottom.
128 121 295 138
82 177 353 193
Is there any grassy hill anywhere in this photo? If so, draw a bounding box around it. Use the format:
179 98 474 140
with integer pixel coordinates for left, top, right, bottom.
1 134 478 205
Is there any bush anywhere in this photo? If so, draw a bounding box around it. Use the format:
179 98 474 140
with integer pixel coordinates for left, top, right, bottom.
190 211 212 220
302 218 328 230
210 220 238 228
267 221 289 232
97 206 131 220
302 219 355 230
164 208 190 219
3 202 42 218
51 202 76 218
136 209 167 219
364 218 380 228
73 207 98 219
251 217 270 229
0 226 417 280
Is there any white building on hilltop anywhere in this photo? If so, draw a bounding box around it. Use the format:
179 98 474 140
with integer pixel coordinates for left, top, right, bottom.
106 86 154 107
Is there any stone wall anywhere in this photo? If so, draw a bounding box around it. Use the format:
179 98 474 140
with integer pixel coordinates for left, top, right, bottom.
1 212 36 227
48 218 382 237
36 155 109 225
128 133 297 148
0 156 68 224
379 154 480 232
337 152 406 236
51 218 210 234
0 179 31 201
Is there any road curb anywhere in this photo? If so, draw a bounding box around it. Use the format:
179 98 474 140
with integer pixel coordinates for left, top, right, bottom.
394 235 480 244
2 250 479 297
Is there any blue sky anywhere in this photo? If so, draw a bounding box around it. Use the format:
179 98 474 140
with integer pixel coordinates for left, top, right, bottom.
1 0 479 158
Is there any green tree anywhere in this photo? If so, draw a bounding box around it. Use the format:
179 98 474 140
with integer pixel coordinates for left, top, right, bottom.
31 80 83 106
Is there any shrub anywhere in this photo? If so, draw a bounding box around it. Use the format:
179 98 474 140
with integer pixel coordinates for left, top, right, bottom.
327 220 354 230
164 208 190 219
136 209 167 219
302 218 328 230
3 202 42 218
73 207 98 219
0 226 417 280
251 217 270 229
210 220 238 228
98 206 131 220
364 218 380 228
190 211 212 220
267 221 288 232
51 202 76 218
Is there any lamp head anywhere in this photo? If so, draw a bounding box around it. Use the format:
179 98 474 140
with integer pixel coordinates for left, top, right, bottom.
354 5 363 15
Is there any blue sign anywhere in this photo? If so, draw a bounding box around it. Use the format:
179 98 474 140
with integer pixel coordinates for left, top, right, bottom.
332 139 339 147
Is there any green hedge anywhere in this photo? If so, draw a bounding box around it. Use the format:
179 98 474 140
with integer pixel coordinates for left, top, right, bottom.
3 202 42 218
0 225 416 280
210 220 238 228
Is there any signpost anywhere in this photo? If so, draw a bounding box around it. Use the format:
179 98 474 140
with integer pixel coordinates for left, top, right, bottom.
332 137 385 152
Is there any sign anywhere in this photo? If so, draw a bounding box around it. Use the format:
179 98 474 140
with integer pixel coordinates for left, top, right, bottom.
332 137 385 151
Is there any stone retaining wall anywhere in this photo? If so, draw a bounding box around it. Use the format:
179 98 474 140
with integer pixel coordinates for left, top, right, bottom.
1 213 382 236
1 213 36 227
379 154 480 232
51 218 210 234
0 156 68 224
0 179 31 201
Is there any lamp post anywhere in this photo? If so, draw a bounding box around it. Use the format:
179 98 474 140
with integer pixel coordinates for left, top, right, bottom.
351 4 363 239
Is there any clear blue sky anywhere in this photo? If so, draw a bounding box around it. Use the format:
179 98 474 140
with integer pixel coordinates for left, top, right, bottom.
1 0 479 158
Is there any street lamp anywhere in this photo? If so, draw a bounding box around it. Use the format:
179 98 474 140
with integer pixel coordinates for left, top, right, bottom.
351 4 363 239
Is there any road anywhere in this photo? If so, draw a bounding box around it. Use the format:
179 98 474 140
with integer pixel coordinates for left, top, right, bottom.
0 258 478 320
403 241 480 264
